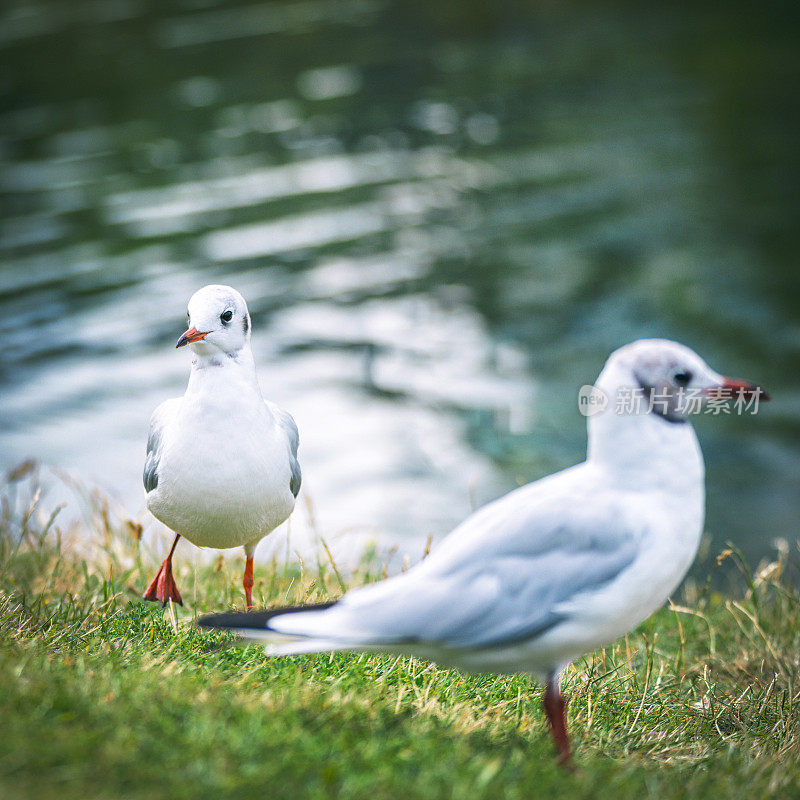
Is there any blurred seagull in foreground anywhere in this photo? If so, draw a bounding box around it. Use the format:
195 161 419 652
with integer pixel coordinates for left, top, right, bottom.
199 339 768 764
143 285 301 610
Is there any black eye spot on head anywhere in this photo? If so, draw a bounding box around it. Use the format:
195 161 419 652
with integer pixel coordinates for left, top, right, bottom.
243 314 249 334
673 370 692 387
220 309 233 324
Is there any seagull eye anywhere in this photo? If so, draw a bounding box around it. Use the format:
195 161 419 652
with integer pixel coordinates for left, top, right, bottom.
673 370 692 387
220 310 233 323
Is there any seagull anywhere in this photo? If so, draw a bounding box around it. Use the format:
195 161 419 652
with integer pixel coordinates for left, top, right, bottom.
142 284 301 611
198 339 768 764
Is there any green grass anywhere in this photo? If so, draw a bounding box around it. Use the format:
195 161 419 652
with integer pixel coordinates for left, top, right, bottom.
1 469 799 799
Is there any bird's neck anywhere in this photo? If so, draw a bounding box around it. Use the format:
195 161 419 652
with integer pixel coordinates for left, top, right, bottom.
588 409 702 480
186 345 262 397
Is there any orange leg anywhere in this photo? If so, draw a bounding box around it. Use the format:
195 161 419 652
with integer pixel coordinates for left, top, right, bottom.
543 673 572 768
243 554 254 611
143 533 183 607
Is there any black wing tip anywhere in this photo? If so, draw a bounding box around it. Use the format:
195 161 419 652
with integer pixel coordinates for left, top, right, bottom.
197 600 337 631
289 468 301 498
197 610 273 630
142 464 158 493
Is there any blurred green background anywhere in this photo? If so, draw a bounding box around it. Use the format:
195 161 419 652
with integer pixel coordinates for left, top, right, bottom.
1 0 798 567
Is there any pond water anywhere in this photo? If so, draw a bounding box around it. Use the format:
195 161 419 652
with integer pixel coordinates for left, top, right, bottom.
1 0 798 568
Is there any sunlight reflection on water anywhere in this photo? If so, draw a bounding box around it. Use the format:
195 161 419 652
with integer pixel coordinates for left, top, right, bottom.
1 0 798 568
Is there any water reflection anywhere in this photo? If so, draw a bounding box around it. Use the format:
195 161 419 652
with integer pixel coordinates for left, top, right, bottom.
1 0 798 568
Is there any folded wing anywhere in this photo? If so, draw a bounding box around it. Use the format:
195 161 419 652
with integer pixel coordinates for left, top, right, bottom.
143 399 180 494
267 401 301 498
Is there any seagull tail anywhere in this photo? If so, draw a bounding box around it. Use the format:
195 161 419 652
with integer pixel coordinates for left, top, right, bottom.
198 601 353 656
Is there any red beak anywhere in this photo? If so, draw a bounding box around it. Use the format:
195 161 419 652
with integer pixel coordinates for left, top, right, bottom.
176 326 209 348
704 377 770 402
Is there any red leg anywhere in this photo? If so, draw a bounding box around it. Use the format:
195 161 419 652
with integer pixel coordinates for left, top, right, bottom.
143 533 183 607
543 672 572 768
243 554 254 611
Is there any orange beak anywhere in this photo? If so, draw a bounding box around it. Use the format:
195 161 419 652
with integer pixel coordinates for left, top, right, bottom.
176 326 209 348
704 377 770 402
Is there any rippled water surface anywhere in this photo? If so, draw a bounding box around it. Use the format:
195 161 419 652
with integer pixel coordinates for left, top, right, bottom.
1 0 798 566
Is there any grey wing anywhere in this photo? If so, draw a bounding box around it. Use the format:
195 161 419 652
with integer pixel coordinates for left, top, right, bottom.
142 399 179 495
270 403 301 498
331 488 641 650
432 522 638 648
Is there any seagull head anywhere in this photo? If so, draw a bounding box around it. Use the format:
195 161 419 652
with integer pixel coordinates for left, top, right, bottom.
177 284 252 357
596 338 769 424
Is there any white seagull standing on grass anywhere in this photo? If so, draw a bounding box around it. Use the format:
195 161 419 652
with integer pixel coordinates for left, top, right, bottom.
143 285 301 610
199 339 768 764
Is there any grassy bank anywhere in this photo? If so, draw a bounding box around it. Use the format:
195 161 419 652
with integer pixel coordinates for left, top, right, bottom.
1 471 799 799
